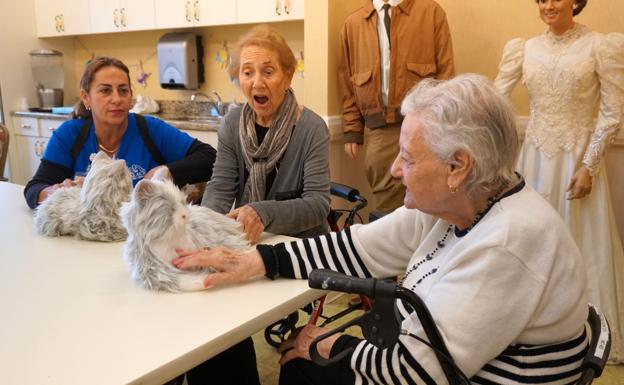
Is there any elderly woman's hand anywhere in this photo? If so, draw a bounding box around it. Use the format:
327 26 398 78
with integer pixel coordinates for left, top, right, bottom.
277 324 342 365
567 166 592 200
227 205 265 244
173 247 266 288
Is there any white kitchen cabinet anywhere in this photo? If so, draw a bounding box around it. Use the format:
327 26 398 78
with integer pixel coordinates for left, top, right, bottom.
237 0 303 24
15 135 48 182
12 115 66 184
154 0 236 29
35 0 90 37
184 129 218 149
89 0 155 34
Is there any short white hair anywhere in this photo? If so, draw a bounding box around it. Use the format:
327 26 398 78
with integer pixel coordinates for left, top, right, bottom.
401 74 519 196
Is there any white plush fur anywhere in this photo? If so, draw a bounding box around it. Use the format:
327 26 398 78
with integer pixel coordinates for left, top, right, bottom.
77 152 133 241
33 186 81 236
33 151 132 241
120 169 250 292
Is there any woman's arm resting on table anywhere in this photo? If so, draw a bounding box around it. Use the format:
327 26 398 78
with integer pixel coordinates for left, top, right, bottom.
24 159 74 209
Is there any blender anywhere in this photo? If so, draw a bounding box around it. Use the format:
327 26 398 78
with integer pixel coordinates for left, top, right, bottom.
29 49 64 110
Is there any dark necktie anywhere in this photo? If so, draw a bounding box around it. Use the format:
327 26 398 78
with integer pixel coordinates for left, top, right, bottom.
382 3 391 48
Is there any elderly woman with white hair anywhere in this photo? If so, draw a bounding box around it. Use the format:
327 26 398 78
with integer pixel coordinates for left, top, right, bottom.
174 74 589 384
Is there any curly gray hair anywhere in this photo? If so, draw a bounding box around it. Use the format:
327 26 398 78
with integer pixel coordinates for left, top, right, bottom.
400 73 519 197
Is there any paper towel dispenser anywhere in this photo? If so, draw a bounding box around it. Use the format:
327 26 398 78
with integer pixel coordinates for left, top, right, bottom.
157 32 204 89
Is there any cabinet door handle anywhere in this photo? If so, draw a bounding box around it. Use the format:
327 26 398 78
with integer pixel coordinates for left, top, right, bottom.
60 15 65 32
48 126 56 132
193 1 200 21
284 0 290 14
21 124 32 129
120 8 126 27
54 15 60 32
185 1 192 22
275 0 281 15
113 9 119 27
34 140 40 157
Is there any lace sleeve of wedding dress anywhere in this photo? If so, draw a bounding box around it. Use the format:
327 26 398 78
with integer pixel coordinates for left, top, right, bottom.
494 38 526 97
582 33 624 175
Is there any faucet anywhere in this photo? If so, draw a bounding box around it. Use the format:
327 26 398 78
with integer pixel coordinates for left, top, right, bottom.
189 91 231 117
190 92 215 103
190 91 220 117
211 90 223 103
211 90 233 116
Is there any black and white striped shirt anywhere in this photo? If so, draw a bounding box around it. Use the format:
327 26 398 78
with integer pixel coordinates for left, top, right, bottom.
259 186 588 384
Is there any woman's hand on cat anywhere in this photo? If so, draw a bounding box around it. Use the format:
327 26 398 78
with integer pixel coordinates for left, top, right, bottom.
173 248 266 288
37 178 84 204
227 205 265 243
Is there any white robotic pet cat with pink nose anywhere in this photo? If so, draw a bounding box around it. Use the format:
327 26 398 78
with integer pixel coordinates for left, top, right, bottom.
120 168 250 292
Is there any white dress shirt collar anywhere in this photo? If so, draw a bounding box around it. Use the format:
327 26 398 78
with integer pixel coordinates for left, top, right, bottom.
372 0 403 12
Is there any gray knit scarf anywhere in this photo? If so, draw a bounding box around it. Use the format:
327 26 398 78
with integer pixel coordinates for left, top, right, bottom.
239 88 298 202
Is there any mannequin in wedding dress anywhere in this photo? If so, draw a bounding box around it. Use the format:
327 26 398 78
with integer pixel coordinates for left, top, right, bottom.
494 0 624 363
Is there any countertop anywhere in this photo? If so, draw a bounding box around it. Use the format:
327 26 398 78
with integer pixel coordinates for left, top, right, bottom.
10 110 220 132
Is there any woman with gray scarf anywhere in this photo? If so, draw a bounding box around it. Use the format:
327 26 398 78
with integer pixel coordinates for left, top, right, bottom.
172 25 331 385
201 24 331 244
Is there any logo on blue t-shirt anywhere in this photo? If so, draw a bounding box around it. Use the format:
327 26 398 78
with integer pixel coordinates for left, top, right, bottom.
129 164 146 182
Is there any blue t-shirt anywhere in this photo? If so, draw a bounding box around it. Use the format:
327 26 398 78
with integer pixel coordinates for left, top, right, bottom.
42 113 194 185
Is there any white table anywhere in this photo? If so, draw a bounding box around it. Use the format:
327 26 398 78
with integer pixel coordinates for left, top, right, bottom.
0 182 322 385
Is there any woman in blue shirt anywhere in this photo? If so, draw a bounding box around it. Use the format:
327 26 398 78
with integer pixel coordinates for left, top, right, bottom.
24 57 216 208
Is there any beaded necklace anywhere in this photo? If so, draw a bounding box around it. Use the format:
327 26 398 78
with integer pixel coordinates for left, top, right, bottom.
399 179 524 289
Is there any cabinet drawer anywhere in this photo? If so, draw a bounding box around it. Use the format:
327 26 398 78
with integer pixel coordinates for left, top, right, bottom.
13 117 39 136
40 119 63 138
185 130 218 148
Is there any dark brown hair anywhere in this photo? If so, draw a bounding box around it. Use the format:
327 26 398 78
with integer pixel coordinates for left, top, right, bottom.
535 0 588 16
72 56 132 119
228 24 297 82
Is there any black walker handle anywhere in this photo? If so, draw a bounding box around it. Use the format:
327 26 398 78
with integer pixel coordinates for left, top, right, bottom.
307 269 468 385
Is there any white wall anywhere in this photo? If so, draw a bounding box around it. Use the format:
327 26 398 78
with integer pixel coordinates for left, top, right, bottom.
0 2 76 183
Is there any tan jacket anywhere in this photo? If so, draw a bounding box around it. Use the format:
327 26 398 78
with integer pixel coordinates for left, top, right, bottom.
338 0 455 144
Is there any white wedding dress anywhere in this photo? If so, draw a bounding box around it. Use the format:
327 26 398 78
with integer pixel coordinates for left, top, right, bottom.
495 24 624 363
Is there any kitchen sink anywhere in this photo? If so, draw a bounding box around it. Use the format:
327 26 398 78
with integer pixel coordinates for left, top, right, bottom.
155 114 222 129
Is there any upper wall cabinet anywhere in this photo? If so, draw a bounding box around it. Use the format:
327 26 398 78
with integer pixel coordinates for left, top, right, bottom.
34 0 303 38
35 0 90 37
154 0 236 29
237 0 303 24
89 0 155 34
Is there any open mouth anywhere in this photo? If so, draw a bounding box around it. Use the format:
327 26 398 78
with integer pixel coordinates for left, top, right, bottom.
253 95 269 105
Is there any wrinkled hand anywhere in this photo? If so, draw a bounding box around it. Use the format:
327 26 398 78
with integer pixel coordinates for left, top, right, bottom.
37 177 84 204
277 324 341 365
172 247 265 288
73 176 85 187
227 205 265 244
144 165 172 181
344 143 360 160
567 166 592 200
